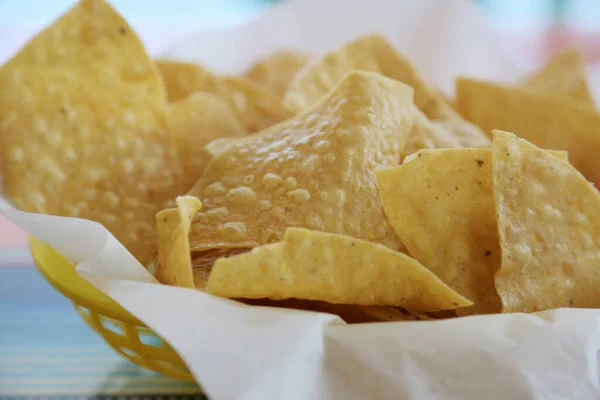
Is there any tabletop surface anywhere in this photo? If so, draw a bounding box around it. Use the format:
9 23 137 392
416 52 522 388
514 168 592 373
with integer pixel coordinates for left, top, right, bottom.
0 267 208 399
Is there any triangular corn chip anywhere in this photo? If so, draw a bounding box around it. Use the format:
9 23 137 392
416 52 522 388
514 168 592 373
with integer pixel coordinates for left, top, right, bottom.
155 196 202 288
401 109 463 161
456 78 600 181
377 147 568 315
522 49 595 105
245 50 311 98
3 0 164 98
192 248 251 289
169 93 245 191
377 149 502 315
156 60 292 133
186 71 415 256
0 67 182 263
285 34 489 149
492 130 600 313
0 2 182 263
206 228 472 311
155 60 214 102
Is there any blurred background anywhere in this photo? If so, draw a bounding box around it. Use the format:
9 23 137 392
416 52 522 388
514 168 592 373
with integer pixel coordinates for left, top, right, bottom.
1 1 598 396
1 0 600 263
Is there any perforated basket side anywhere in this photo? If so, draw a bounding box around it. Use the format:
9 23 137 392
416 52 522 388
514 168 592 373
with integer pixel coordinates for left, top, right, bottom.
75 304 194 381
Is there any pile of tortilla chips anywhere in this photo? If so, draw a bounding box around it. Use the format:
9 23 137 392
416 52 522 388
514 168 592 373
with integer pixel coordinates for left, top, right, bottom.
2 0 600 323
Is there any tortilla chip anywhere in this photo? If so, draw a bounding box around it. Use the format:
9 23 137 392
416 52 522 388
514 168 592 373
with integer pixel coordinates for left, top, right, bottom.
245 50 311 98
186 70 414 257
169 93 245 191
401 109 463 161
155 60 213 102
155 196 202 287
192 248 251 289
3 0 164 98
285 34 489 148
377 147 569 314
377 149 502 314
206 228 472 311
0 0 182 263
0 67 182 263
522 49 595 105
156 60 292 133
456 78 600 181
492 130 600 312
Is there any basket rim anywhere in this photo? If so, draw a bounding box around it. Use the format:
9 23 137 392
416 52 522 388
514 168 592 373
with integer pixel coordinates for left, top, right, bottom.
30 236 144 325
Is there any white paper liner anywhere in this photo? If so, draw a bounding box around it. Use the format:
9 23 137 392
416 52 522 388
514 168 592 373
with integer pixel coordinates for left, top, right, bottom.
2 1 600 399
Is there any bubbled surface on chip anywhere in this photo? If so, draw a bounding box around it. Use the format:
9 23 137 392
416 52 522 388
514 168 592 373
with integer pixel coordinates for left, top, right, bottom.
186 70 415 255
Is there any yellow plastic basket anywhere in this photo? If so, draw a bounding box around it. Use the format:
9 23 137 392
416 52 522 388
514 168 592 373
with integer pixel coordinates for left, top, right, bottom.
30 237 195 381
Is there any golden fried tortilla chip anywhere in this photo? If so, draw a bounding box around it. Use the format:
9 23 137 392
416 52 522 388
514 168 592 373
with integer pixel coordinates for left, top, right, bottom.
377 149 502 315
186 70 415 256
377 147 569 315
206 228 472 311
522 49 595 105
3 0 164 98
401 109 463 161
169 93 245 191
492 130 600 313
156 60 292 133
285 34 489 148
0 0 182 263
245 50 311 98
0 68 181 263
155 196 202 288
155 60 213 102
192 248 251 289
456 78 600 181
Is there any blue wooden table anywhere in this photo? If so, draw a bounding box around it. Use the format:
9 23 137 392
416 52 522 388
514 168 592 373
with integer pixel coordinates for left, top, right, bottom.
0 267 206 399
